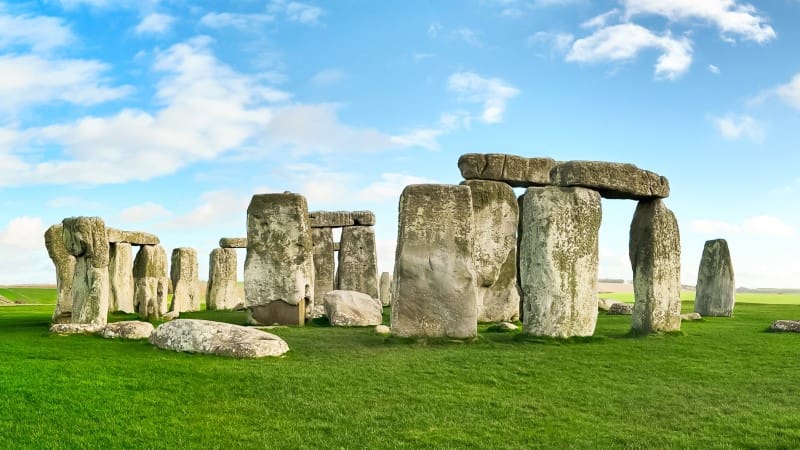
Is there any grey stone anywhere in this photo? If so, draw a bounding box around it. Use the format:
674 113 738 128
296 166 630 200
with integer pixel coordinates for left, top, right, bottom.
309 210 376 228
49 323 103 334
379 272 392 306
551 160 669 200
493 322 519 332
106 228 160 245
608 303 633 315
694 239 735 317
598 298 623 312
391 184 478 339
108 243 134 313
520 187 601 337
458 153 556 187
464 180 520 323
311 227 335 316
133 245 169 321
219 237 247 248
149 319 289 358
45 224 75 324
770 320 800 333
101 321 154 339
206 248 241 310
630 199 682 333
171 247 200 313
63 217 110 326
323 290 383 327
333 242 340 252
375 324 391 334
681 312 702 321
337 226 379 299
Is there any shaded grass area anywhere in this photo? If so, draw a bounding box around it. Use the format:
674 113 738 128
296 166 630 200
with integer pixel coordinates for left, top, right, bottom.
0 287 57 304
3 302 800 448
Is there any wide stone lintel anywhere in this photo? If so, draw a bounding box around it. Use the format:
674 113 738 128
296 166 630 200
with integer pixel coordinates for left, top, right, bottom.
551 160 669 200
458 153 556 187
219 237 247 248
107 228 160 245
309 210 376 228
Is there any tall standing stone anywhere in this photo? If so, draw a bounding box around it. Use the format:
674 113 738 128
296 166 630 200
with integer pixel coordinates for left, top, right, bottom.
391 184 477 338
379 272 392 307
311 227 335 316
206 248 240 310
694 239 735 317
337 226 379 299
44 224 76 323
244 193 314 325
133 245 169 321
62 217 110 326
171 247 200 313
519 187 601 337
464 180 520 323
108 243 134 313
629 199 681 333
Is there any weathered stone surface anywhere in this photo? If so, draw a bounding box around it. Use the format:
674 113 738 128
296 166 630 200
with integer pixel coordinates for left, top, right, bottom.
694 239 735 317
108 243 134 313
149 319 289 358
464 180 520 322
337 226 379 300
101 321 154 339
244 193 314 325
490 322 519 332
608 303 633 315
206 248 241 310
219 237 247 248
63 217 110 326
323 290 383 327
170 248 200 313
133 245 169 321
311 227 335 317
630 199 682 333
308 210 376 228
50 323 103 334
551 160 669 200
45 224 76 324
520 187 601 338
333 242 340 252
351 211 376 226
458 153 556 187
681 312 702 321
379 272 392 307
375 324 391 334
106 228 160 245
598 298 623 312
770 320 800 333
391 184 478 339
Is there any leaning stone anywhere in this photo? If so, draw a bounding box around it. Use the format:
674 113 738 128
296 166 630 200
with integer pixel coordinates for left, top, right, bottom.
630 199 682 333
551 160 670 200
219 237 247 248
608 303 633 315
101 321 154 340
391 184 478 339
458 153 556 187
311 227 335 316
50 323 103 335
108 243 135 313
463 180 520 322
520 187 601 337
770 320 800 333
337 226 379 300
308 210 376 228
244 193 314 325
149 319 289 358
133 245 169 321
375 324 391 335
694 239 736 317
323 290 383 327
681 313 702 321
598 298 623 312
170 248 200 313
379 272 392 306
45 224 76 324
106 228 160 245
63 217 110 326
206 248 241 310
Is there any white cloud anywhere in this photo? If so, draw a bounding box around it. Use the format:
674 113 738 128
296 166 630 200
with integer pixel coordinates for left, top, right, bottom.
712 114 764 142
118 202 171 222
0 216 51 284
56 0 159 10
168 190 249 227
269 1 324 25
199 12 273 30
566 24 693 80
356 173 439 203
447 72 520 124
428 22 443 38
0 11 74 52
310 69 346 87
773 74 800 110
581 9 620 29
708 64 720 74
743 215 795 237
0 216 46 251
135 13 175 35
528 31 575 53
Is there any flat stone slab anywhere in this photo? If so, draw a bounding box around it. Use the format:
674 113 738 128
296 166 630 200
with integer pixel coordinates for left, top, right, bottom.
458 153 555 187
107 228 160 245
681 313 702 321
219 237 247 248
608 303 633 315
149 319 289 358
102 321 154 339
770 320 800 332
551 160 669 200
50 323 103 334
308 210 375 228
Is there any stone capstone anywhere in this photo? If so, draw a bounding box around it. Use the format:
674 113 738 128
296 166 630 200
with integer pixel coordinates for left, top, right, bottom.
170 247 200 313
379 272 392 307
63 217 110 326
133 245 169 321
308 210 376 228
323 290 383 327
108 243 135 313
694 239 736 317
311 227 335 317
149 319 289 358
206 248 241 310
608 303 633 315
101 321 154 339
770 320 800 333
551 160 669 200
337 226 379 300
458 153 556 187
106 228 160 245
45 224 76 324
219 237 247 248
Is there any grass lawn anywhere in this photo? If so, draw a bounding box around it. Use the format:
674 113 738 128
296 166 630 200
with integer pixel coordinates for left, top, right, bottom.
0 287 57 305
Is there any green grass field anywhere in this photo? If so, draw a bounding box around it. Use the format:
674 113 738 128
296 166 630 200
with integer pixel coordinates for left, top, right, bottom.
2 287 800 448
0 287 58 305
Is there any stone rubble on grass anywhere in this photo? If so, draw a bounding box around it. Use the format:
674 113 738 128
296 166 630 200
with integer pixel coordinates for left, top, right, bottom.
323 290 383 327
101 321 155 339
149 319 289 358
608 303 634 315
598 298 623 312
769 320 800 333
49 323 104 334
493 322 519 332
681 313 702 321
375 325 391 335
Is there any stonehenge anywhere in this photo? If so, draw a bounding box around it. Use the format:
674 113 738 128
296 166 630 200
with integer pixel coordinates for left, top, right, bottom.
62 217 110 327
311 227 335 317
44 224 75 323
133 244 170 321
108 243 134 313
206 248 241 310
694 239 735 317
337 226 379 300
379 272 392 306
170 247 200 313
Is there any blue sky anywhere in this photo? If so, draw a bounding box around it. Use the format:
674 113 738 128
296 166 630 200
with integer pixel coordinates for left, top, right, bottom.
0 0 798 288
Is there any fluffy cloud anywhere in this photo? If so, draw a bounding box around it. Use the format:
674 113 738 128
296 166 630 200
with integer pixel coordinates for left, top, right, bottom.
447 72 520 124
0 217 51 284
528 31 575 53
712 114 764 142
167 190 249 228
269 1 324 25
355 173 439 203
135 13 175 35
708 64 720 74
774 74 800 110
199 12 273 30
0 10 73 51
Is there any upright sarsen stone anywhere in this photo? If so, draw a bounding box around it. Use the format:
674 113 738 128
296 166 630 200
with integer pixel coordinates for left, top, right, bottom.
379 272 392 307
206 248 240 310
630 199 681 333
311 227 335 317
171 247 200 313
694 239 735 317
519 187 601 337
62 217 110 326
44 224 76 323
391 184 477 339
337 226 379 299
133 245 169 321
108 243 134 313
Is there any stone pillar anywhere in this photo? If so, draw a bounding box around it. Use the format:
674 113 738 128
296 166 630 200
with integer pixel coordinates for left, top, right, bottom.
108 243 134 313
311 227 335 318
133 245 169 321
206 248 240 310
694 239 735 317
44 224 76 324
391 184 477 338
520 187 601 337
62 217 110 326
379 272 392 306
629 199 681 333
337 226 379 299
171 247 200 313
244 193 314 325
464 180 520 323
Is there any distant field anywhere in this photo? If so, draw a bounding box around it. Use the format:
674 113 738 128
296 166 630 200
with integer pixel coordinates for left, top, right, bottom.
599 291 800 305
0 287 57 305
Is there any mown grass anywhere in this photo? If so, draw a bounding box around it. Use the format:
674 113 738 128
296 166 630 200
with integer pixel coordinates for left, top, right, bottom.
599 291 800 305
2 298 800 449
0 287 57 304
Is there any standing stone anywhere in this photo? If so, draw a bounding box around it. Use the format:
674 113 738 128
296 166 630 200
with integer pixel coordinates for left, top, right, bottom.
133 245 169 321
391 184 478 339
630 199 681 333
44 224 76 323
311 227 335 317
694 239 735 317
206 248 241 310
170 247 200 313
244 193 314 325
379 272 392 307
520 187 601 337
108 243 135 313
337 226 379 300
464 180 520 323
62 217 110 326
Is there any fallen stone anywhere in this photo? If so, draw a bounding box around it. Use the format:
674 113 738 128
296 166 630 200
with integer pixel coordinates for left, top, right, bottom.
337 226 379 300
324 290 383 327
106 228 160 245
608 303 633 315
770 320 800 333
101 321 154 339
308 210 376 228
63 217 110 326
206 248 241 310
551 160 669 200
375 324 391 334
694 239 736 317
50 323 103 335
133 244 169 321
311 227 335 316
681 312 702 321
108 242 135 313
598 298 623 312
45 224 76 324
149 319 289 358
219 237 247 248
379 272 392 307
489 322 519 332
170 247 200 313
458 153 556 187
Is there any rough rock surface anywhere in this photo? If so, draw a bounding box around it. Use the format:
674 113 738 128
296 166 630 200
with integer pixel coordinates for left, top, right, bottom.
375 324 391 334
101 321 154 339
219 237 247 248
206 248 241 310
520 187 601 337
311 227 335 316
770 320 800 333
337 226 379 299
50 323 103 334
244 193 314 325
323 290 383 327
608 303 633 315
694 239 735 317
106 228 160 245
309 210 375 228
63 217 110 326
458 153 556 187
551 160 669 200
630 199 682 333
108 243 135 313
45 224 76 323
681 312 702 321
464 180 520 322
379 272 393 306
149 319 289 358
170 247 200 313
391 184 478 339
133 245 169 321
598 298 623 312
